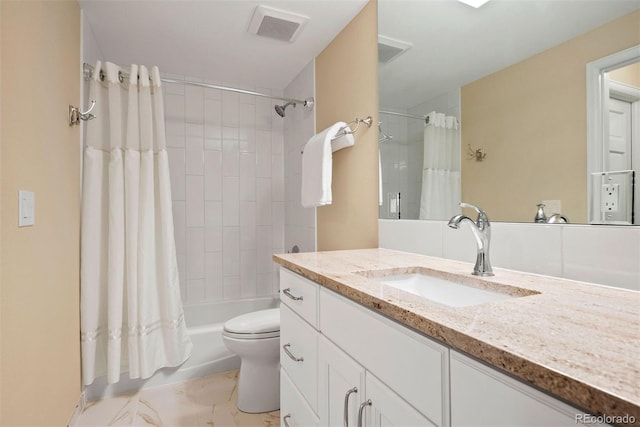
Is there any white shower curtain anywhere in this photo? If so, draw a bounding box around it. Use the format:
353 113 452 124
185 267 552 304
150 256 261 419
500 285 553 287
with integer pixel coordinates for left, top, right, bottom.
419 111 461 220
81 61 192 385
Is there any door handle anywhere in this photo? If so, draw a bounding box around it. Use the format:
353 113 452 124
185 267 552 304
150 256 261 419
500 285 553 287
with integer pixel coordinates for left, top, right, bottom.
283 288 303 301
343 387 358 427
357 399 372 427
283 343 304 362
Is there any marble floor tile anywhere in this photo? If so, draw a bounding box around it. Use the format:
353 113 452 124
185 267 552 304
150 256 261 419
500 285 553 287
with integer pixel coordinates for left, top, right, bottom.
75 370 280 427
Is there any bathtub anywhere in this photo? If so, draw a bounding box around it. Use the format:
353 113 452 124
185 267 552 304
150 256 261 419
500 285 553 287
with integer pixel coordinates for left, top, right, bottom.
85 296 279 401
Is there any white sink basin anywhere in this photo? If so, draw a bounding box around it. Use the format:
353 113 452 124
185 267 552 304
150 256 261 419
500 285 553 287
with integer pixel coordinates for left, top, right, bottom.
374 273 516 307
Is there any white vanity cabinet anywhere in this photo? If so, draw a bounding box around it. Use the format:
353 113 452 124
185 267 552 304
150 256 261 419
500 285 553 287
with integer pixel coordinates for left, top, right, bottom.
279 267 608 427
450 351 607 427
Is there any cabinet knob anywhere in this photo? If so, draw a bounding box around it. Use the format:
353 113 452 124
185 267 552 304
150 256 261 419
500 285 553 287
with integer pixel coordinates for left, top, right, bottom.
343 387 358 427
283 343 304 362
357 399 372 427
283 288 304 301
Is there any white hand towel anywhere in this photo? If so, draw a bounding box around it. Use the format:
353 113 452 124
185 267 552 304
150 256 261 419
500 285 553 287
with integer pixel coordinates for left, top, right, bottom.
301 122 348 208
331 124 355 152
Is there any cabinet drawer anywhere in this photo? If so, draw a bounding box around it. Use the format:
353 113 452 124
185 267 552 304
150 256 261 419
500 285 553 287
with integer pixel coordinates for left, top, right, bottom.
280 267 319 328
320 288 449 427
281 369 319 427
281 304 318 412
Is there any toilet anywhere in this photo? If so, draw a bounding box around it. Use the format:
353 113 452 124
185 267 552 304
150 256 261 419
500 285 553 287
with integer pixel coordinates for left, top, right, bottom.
222 308 280 413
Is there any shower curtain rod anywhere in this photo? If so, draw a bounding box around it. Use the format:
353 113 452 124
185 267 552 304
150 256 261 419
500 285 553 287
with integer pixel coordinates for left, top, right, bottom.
82 63 313 106
379 110 430 124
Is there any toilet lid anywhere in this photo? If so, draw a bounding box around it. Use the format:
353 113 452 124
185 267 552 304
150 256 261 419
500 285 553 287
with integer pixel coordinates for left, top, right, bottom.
223 308 280 334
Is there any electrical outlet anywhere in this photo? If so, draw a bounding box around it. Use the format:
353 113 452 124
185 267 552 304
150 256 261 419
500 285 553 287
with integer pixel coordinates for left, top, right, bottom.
601 184 619 212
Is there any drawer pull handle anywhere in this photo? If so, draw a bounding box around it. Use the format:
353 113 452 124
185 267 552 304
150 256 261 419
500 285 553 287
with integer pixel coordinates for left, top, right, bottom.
283 414 292 427
357 399 372 427
283 343 304 362
283 288 304 301
343 387 358 427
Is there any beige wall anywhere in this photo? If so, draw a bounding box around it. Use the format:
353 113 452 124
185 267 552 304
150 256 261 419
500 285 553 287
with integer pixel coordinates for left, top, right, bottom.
1 1 81 425
609 62 640 88
315 1 379 250
461 10 640 223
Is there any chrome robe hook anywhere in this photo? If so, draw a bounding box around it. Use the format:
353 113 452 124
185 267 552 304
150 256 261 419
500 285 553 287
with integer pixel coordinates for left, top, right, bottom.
69 100 96 126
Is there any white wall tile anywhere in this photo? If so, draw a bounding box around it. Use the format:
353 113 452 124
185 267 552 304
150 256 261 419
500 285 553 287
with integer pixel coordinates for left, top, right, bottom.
186 227 205 279
256 130 272 178
378 219 443 257
165 93 185 125
204 150 222 201
186 279 205 304
185 175 204 227
166 134 185 148
222 226 240 277
491 223 562 277
240 201 257 250
205 252 223 300
256 178 272 226
166 74 287 304
222 91 239 126
239 103 256 129
185 86 204 124
222 177 239 226
222 143 239 177
240 250 257 297
239 153 257 201
185 137 203 175
562 225 640 290
223 276 240 299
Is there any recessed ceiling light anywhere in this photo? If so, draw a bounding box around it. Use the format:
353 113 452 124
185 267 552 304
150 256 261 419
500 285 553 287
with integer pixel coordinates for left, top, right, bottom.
458 0 491 8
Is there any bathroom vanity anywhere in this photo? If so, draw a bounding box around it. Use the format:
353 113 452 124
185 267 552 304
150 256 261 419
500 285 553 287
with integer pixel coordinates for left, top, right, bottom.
274 249 639 427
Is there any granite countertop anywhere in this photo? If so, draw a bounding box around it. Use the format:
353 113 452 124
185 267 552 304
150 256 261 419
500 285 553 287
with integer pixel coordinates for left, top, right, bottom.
273 248 640 426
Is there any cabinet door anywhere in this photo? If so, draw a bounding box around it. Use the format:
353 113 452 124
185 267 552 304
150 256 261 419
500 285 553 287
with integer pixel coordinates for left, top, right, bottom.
365 373 437 427
318 336 366 427
450 351 606 427
282 369 319 427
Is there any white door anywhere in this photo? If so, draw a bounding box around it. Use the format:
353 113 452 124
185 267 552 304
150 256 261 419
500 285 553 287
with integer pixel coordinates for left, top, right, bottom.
318 336 365 427
606 97 632 171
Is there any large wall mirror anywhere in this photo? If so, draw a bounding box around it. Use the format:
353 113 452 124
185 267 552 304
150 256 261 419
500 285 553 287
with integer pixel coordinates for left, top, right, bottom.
378 0 640 224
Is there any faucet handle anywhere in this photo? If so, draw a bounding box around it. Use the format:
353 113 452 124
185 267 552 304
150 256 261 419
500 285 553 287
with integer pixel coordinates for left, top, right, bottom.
459 203 490 226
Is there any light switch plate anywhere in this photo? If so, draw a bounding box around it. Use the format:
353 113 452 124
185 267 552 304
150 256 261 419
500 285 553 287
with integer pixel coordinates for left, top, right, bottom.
18 190 35 227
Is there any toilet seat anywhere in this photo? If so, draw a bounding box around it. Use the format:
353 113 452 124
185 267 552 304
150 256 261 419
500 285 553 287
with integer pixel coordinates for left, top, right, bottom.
223 330 280 340
223 308 280 340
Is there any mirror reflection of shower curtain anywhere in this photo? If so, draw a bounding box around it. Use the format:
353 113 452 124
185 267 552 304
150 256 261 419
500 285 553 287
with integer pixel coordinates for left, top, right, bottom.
419 111 461 220
81 61 192 386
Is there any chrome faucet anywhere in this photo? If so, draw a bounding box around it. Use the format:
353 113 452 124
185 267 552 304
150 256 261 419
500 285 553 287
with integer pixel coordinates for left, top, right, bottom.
448 203 494 277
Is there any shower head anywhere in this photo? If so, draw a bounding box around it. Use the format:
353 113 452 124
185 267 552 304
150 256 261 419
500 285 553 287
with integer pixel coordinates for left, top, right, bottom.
274 101 296 117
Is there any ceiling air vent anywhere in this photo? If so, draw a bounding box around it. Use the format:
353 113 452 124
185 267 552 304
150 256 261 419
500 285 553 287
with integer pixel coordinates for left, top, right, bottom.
378 35 412 64
248 5 309 43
